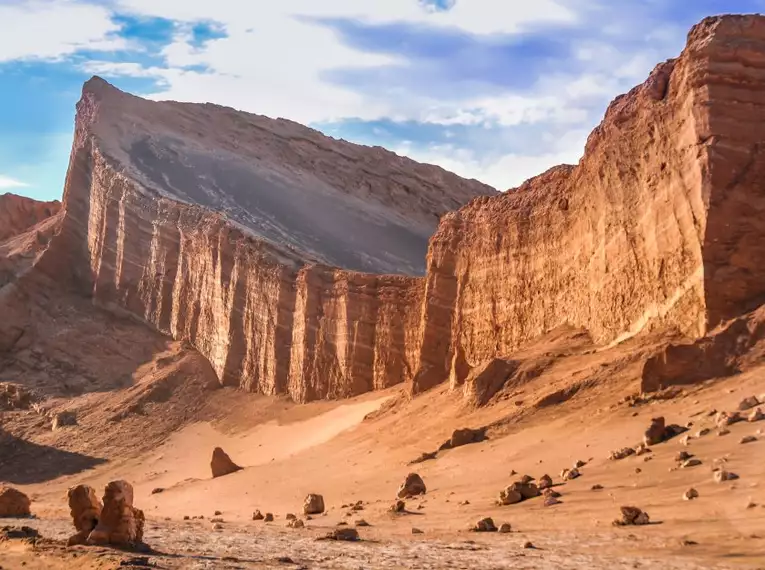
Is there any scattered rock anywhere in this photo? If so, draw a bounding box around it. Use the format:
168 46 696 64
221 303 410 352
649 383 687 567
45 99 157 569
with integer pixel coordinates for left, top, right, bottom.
0 487 31 518
679 434 692 446
740 435 757 444
718 428 731 436
683 488 699 501
497 487 523 506
738 396 760 411
471 517 498 532
543 488 561 499
252 510 264 520
613 506 650 526
635 443 652 456
150 488 164 495
520 475 534 485
675 451 693 462
498 523 512 533
573 459 586 468
390 500 406 513
285 513 296 521
210 447 243 479
523 541 535 549
561 468 580 481
303 494 325 515
716 411 742 427
327 528 360 541
458 500 470 506
355 519 370 527
411 527 424 534
447 427 487 448
681 458 702 468
537 474 553 489
86 481 145 547
544 495 561 507
0 526 40 541
51 410 77 430
609 447 635 460
211 522 223 531
409 451 438 465
214 510 222 516
287 518 304 529
264 513 274 522
644 417 666 445
183 515 190 520
714 471 739 483
397 473 426 499
591 484 604 490
66 485 102 545
749 408 764 422
695 428 711 437
745 500 757 509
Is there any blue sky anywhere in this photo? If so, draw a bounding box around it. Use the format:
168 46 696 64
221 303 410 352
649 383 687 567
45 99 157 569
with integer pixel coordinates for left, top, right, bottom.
1 0 763 201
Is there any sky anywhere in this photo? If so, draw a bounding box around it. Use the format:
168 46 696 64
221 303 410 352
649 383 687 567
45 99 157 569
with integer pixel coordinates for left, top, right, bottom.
0 1 763 201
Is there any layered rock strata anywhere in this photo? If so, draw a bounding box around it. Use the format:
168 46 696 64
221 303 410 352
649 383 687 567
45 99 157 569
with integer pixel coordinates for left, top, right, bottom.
27 15 765 401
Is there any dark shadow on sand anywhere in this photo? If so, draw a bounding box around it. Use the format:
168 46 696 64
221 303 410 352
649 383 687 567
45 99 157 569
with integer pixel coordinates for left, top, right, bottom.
0 431 107 484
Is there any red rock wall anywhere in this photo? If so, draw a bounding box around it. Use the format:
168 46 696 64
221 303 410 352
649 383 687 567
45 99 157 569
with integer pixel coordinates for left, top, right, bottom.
0 193 60 243
414 15 765 393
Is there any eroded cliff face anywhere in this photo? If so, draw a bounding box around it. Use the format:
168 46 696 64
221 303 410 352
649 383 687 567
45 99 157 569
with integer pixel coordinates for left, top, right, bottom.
32 15 765 402
413 15 765 393
0 193 60 243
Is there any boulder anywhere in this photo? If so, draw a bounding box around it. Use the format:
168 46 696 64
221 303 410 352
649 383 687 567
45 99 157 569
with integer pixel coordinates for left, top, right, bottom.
52 410 77 431
303 494 325 515
537 474 553 490
210 447 242 478
264 513 274 522
610 447 636 460
471 517 498 532
510 481 540 500
448 427 486 448
86 481 145 547
644 417 666 445
613 506 650 526
66 485 102 545
498 487 523 506
397 473 426 499
498 523 512 533
0 487 31 517
738 396 760 411
286 513 296 521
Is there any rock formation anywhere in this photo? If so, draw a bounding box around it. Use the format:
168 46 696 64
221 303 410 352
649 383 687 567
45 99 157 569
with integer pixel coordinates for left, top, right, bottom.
210 447 242 478
7 15 765 403
0 193 60 243
66 484 103 546
0 486 31 517
303 494 325 515
397 473 426 499
86 481 145 547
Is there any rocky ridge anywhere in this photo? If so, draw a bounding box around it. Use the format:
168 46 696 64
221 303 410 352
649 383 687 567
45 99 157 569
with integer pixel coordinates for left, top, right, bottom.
7 15 765 402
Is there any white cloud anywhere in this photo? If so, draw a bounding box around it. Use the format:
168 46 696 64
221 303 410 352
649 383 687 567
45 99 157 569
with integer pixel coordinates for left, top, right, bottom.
0 175 29 189
0 0 125 63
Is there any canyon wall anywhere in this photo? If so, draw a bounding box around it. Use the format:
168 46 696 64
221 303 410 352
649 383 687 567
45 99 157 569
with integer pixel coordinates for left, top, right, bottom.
413 15 765 393
0 193 60 243
32 15 765 401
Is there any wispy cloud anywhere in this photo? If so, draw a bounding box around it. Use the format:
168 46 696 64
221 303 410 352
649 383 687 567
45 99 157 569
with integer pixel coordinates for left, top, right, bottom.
1 0 764 198
0 175 29 189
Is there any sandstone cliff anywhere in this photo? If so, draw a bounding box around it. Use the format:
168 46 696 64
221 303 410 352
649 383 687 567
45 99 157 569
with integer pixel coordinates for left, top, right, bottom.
36 79 492 401
0 193 59 243
413 15 765 394
27 15 765 402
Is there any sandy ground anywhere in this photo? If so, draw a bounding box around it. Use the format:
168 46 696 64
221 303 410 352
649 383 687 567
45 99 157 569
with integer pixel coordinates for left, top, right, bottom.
3 359 765 569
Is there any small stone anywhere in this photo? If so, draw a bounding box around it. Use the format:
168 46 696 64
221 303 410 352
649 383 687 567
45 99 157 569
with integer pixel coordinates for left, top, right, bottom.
614 506 650 526
682 458 702 468
214 510 222 516
537 474 553 489
211 522 223 530
714 471 739 483
331 528 360 541
264 513 274 522
740 435 757 444
397 473 426 499
252 510 264 521
748 408 764 422
523 541 534 549
287 518 304 529
676 451 693 462
591 484 604 490
458 500 470 506
286 513 296 521
544 495 561 507
573 459 586 468
411 527 423 534
738 396 760 411
498 523 512 533
695 428 711 437
746 500 758 509
520 475 534 484
471 517 498 532
683 488 699 501
151 488 164 495
390 500 406 513
183 515 190 520
718 428 731 436
355 519 370 527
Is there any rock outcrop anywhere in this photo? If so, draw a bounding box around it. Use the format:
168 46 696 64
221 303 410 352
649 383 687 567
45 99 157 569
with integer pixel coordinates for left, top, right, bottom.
10 15 765 403
210 447 243 478
66 484 103 546
86 481 145 547
397 473 426 499
0 486 31 517
0 193 60 243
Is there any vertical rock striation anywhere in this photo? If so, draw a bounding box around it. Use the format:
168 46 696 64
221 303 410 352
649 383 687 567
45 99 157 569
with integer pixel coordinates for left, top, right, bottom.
29 15 765 402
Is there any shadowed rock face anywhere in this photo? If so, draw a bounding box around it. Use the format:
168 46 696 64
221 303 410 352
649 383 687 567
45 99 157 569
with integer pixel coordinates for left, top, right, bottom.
24 15 765 403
